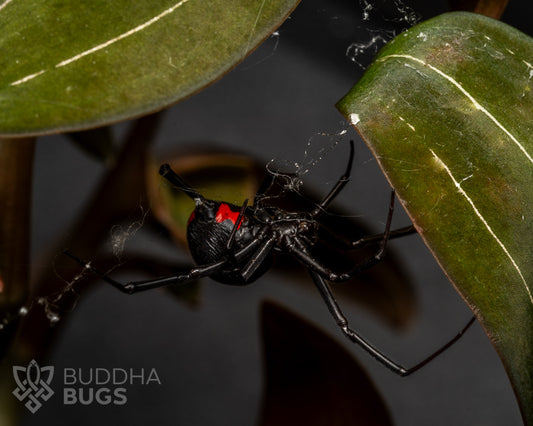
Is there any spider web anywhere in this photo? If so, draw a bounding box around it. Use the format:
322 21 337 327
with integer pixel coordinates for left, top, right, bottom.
347 0 420 68
264 128 350 199
0 207 149 331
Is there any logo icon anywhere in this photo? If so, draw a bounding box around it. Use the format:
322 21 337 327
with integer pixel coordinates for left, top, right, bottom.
13 359 54 413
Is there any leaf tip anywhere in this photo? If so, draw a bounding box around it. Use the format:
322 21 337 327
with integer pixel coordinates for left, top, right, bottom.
349 113 361 126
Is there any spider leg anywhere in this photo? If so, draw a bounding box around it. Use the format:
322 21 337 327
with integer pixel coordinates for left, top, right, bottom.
226 199 249 251
285 236 341 281
286 192 395 282
240 236 276 281
308 269 476 376
63 237 263 294
319 224 417 251
351 225 417 248
159 164 204 202
311 140 354 218
345 189 396 273
318 190 413 251
64 250 232 294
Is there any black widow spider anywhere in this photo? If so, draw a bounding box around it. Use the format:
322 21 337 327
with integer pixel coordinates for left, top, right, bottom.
66 140 475 376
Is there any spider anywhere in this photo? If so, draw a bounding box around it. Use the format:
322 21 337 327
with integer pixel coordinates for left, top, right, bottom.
65 140 475 377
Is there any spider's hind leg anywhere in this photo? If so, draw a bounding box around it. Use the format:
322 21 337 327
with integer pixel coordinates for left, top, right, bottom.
308 269 476 376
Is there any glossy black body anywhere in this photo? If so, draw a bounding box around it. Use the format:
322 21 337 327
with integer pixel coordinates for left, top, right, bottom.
186 198 317 285
186 199 268 284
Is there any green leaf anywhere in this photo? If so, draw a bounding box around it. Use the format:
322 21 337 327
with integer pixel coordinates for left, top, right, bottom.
336 11 533 423
0 0 299 136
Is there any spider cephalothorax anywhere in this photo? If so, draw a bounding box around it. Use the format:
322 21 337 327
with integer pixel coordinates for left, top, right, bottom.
66 141 474 377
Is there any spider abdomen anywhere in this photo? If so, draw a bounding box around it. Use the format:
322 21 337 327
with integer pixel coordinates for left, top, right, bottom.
186 200 271 285
187 218 235 263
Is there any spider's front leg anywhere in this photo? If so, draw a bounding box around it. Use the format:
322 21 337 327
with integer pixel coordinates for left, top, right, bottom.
63 250 236 294
63 236 264 294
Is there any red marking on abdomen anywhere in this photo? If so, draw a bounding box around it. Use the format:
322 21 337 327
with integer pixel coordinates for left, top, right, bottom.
216 203 242 228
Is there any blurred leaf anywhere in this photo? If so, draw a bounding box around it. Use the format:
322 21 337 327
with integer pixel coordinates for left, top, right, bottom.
260 301 392 426
147 149 264 244
337 12 533 424
0 0 300 136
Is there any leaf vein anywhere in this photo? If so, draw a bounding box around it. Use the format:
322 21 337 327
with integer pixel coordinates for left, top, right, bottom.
56 0 193 68
430 149 533 305
0 0 13 12
380 54 533 165
9 0 194 86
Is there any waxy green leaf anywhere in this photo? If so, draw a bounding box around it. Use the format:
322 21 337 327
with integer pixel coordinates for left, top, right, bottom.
337 12 533 423
0 0 299 136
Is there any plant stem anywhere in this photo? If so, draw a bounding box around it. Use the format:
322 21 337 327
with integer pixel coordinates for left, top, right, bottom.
0 136 36 426
1 112 161 365
0 137 35 326
449 0 509 19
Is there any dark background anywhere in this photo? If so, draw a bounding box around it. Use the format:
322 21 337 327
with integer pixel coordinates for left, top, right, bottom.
20 0 532 425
